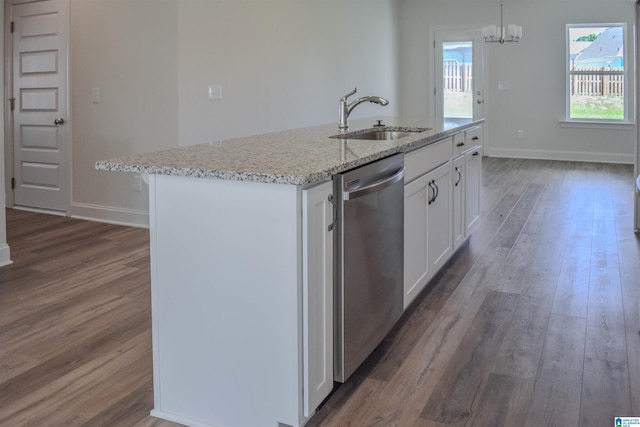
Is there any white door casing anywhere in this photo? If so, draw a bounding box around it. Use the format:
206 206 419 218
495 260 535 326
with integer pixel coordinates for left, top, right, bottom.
9 0 69 212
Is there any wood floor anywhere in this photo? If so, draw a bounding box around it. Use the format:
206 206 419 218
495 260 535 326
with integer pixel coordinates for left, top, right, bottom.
1 158 638 427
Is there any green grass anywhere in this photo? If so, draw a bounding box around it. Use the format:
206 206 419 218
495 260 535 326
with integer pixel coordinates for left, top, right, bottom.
570 95 624 120
445 91 624 121
444 91 473 118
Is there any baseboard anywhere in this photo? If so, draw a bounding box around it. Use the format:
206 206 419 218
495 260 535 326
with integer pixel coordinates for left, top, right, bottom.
150 409 214 427
0 243 12 268
485 147 635 164
71 203 149 228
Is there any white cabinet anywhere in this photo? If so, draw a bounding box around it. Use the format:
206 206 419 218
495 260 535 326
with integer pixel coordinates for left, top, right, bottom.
453 132 467 156
452 155 466 250
404 173 431 307
463 126 483 236
465 125 483 149
452 125 483 250
405 137 453 183
403 139 453 308
426 161 453 275
302 181 334 417
464 147 482 235
403 124 483 309
148 175 333 427
452 145 482 250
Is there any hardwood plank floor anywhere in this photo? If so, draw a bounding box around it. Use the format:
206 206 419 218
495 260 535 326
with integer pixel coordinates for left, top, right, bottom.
1 157 638 427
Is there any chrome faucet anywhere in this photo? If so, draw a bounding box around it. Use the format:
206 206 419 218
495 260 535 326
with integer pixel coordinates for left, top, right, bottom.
338 87 389 130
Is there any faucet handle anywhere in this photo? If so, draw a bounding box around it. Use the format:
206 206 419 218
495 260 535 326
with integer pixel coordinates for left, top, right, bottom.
341 87 357 102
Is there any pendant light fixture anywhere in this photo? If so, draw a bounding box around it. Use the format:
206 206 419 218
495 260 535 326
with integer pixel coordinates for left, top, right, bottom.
482 0 522 44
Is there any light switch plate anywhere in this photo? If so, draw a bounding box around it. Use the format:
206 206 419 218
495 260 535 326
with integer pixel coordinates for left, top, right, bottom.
91 87 100 103
208 85 223 100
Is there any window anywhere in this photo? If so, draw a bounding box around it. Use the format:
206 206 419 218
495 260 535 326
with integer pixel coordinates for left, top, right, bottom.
566 24 628 122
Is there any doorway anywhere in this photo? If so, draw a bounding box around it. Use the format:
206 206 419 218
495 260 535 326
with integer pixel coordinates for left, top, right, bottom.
4 0 70 213
434 29 486 125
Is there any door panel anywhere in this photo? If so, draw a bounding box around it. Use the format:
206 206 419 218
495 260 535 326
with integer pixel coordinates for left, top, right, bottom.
435 29 485 124
21 50 59 74
12 0 69 212
22 161 59 188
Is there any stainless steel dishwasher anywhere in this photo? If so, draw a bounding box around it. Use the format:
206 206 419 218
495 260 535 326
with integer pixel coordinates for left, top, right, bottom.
334 153 404 382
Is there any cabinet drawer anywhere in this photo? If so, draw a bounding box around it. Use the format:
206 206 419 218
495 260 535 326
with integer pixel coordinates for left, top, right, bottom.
465 126 482 146
405 137 453 183
453 132 466 156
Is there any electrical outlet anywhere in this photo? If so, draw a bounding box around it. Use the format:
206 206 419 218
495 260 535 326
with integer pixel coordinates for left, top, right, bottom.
517 130 524 139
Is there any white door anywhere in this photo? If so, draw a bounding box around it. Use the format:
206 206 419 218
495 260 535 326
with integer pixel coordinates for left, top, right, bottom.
10 0 69 212
435 29 485 124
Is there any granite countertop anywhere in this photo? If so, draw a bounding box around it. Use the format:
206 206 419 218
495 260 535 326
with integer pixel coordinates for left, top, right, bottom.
95 117 484 185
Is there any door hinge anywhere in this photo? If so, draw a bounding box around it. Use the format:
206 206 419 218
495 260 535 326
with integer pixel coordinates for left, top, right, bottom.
10 21 14 34
8 97 15 112
11 177 15 190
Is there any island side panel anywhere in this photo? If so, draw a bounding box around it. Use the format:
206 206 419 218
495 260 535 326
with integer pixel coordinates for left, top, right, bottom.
148 174 302 427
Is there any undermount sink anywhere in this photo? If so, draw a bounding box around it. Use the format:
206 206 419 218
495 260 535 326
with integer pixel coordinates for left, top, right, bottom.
330 127 430 141
348 130 413 140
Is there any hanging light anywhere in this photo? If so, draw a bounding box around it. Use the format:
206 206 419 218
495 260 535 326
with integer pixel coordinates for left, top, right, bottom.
482 1 522 44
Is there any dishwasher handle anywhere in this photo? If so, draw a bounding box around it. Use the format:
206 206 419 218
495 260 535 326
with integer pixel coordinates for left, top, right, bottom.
344 167 405 200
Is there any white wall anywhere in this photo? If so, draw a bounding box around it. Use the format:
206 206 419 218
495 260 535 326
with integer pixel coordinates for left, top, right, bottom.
69 0 179 225
176 0 399 146
66 0 398 226
5 0 635 229
398 0 636 164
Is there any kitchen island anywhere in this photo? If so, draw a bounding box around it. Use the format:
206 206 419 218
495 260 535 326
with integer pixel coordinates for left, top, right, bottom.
96 117 483 427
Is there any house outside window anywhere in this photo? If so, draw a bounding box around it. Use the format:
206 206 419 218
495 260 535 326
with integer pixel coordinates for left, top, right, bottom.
566 24 628 122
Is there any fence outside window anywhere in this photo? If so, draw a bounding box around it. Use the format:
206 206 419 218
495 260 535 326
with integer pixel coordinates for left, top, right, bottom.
570 67 624 96
443 62 624 98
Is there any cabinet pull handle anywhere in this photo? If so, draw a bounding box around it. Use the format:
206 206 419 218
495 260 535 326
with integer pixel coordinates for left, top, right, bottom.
472 136 479 140
433 180 439 202
428 181 436 205
327 194 337 231
456 142 465 147
455 167 462 186
472 151 480 156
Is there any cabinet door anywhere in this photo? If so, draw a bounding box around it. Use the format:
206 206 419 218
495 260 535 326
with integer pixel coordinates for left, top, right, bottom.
302 181 334 416
464 146 482 235
452 155 465 250
403 173 430 309
427 162 453 274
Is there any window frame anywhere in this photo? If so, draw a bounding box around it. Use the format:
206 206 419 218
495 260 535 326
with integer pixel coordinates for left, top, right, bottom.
565 23 631 125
